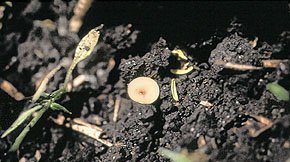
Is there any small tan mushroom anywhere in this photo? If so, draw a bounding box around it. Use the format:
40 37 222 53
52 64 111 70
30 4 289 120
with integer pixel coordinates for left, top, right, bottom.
127 77 160 104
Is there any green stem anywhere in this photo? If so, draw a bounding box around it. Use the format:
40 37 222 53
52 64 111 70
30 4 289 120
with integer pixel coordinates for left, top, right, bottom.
8 105 49 152
51 88 65 100
63 61 77 91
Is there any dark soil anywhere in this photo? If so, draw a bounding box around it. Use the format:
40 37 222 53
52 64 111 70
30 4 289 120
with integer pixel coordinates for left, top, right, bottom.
0 1 290 162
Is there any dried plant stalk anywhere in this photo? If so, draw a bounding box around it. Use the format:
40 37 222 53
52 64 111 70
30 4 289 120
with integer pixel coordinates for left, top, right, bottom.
0 79 24 101
69 0 93 32
262 59 289 68
32 64 63 102
215 60 263 71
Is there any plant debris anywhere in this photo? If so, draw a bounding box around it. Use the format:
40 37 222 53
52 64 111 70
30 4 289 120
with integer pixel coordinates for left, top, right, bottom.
0 78 24 101
199 100 213 108
262 59 289 68
69 0 93 33
214 60 263 71
65 118 113 147
1 2 290 162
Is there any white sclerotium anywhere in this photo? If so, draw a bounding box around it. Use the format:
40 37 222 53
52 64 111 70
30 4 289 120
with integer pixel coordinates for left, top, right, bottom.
127 77 160 104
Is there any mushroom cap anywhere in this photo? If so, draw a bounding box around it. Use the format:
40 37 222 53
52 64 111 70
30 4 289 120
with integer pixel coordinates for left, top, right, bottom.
127 77 160 104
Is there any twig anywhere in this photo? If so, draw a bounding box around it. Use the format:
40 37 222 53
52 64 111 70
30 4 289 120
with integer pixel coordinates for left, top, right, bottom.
66 74 90 92
250 124 273 138
262 59 289 68
0 78 25 101
215 60 263 71
69 0 93 33
32 64 63 102
113 96 121 122
72 118 103 131
52 115 113 147
244 116 273 138
250 115 273 126
66 118 113 147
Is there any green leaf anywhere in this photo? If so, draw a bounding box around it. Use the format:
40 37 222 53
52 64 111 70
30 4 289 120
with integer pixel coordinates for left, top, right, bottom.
266 82 289 101
9 106 48 152
158 148 192 162
1 105 42 138
50 102 72 114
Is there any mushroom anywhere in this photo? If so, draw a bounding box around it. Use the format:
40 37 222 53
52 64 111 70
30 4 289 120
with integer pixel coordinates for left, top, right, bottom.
127 77 160 104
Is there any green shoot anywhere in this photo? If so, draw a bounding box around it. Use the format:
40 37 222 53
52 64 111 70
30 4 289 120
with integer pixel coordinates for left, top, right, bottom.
266 81 289 101
1 24 103 152
171 78 179 102
158 148 192 162
1 105 42 138
9 105 49 152
50 102 72 114
158 148 209 162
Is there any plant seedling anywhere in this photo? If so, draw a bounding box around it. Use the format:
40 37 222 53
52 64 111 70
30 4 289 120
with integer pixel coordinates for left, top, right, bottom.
172 48 188 61
170 48 198 77
158 147 209 162
170 66 194 75
1 24 103 152
266 81 289 101
127 77 160 104
171 78 179 102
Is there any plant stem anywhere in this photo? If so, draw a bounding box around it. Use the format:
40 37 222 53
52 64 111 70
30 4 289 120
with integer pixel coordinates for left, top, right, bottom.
62 61 77 91
8 105 49 152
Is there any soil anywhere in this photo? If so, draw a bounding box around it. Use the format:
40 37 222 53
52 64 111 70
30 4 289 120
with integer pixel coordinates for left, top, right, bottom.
0 1 290 162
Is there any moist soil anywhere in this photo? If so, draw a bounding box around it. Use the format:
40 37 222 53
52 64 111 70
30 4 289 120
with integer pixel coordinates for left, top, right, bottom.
0 1 290 162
